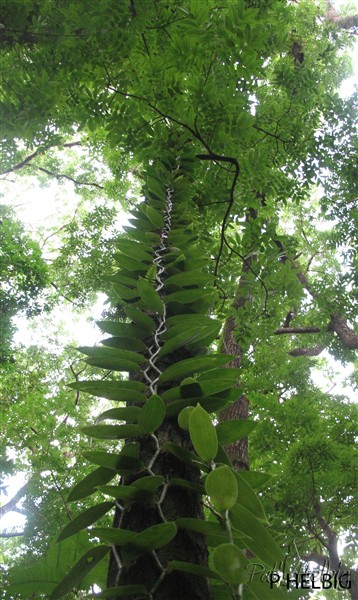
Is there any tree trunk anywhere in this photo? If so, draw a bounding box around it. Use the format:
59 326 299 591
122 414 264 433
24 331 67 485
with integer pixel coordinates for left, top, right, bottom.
105 158 213 598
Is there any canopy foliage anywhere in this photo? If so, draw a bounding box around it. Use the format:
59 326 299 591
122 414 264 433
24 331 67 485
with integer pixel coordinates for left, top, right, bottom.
0 1 357 599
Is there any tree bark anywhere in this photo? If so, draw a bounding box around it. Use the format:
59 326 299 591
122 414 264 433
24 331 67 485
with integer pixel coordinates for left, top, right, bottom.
107 421 210 599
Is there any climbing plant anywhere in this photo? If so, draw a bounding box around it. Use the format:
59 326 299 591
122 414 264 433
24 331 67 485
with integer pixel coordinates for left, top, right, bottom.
8 150 291 600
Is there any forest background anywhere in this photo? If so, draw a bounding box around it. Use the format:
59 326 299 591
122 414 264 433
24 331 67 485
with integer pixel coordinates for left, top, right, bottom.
0 1 357 599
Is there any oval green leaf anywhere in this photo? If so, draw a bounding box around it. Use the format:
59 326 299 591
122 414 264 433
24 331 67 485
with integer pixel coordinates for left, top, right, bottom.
50 546 109 600
205 465 238 512
189 404 218 462
212 543 246 585
133 522 177 551
178 406 195 431
138 394 166 434
137 277 164 314
68 467 116 502
57 502 114 542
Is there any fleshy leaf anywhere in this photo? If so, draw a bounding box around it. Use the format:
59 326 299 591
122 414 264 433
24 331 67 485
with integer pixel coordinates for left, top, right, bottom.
133 522 177 551
189 404 218 462
159 355 233 383
50 546 109 600
216 420 257 445
205 466 238 511
82 451 142 472
92 585 150 598
137 277 164 314
167 560 219 579
68 467 116 502
81 424 139 440
212 544 247 585
57 502 114 542
138 394 166 433
229 504 284 566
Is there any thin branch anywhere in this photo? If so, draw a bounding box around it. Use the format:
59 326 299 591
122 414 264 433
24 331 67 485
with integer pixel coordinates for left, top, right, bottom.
289 344 326 357
0 141 82 176
0 531 25 538
50 282 76 305
275 326 321 335
253 124 290 144
0 478 33 519
35 166 104 189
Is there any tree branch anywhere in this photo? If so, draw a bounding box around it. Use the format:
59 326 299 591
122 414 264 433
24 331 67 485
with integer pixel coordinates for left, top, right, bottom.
273 239 358 350
328 313 358 350
0 531 25 538
275 327 321 335
289 344 326 357
325 1 358 30
35 166 104 189
0 478 32 519
0 141 82 176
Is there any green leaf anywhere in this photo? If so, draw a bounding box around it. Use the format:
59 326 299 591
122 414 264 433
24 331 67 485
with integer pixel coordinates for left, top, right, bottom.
133 521 177 551
96 321 149 340
239 471 272 490
159 355 234 383
158 329 198 358
78 346 146 365
113 254 148 273
146 205 164 229
189 404 218 462
7 532 95 595
165 270 213 287
106 273 138 288
68 380 146 402
176 517 226 538
78 347 145 364
145 176 166 201
98 485 153 503
178 406 195 431
90 527 137 545
82 451 142 472
167 560 219 580
166 314 215 328
229 504 284 566
131 475 165 491
95 406 141 423
180 377 203 398
93 585 150 598
50 546 109 600
233 472 267 521
166 395 230 418
212 544 247 585
159 321 221 358
245 577 304 600
166 289 214 304
68 467 116 502
116 239 153 261
205 466 238 511
123 226 160 245
162 442 209 471
197 368 240 390
83 357 141 372
137 277 164 314
169 478 204 494
138 394 166 433
57 502 114 542
101 336 147 352
111 283 140 301
216 420 257 445
81 424 139 440
124 305 156 332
